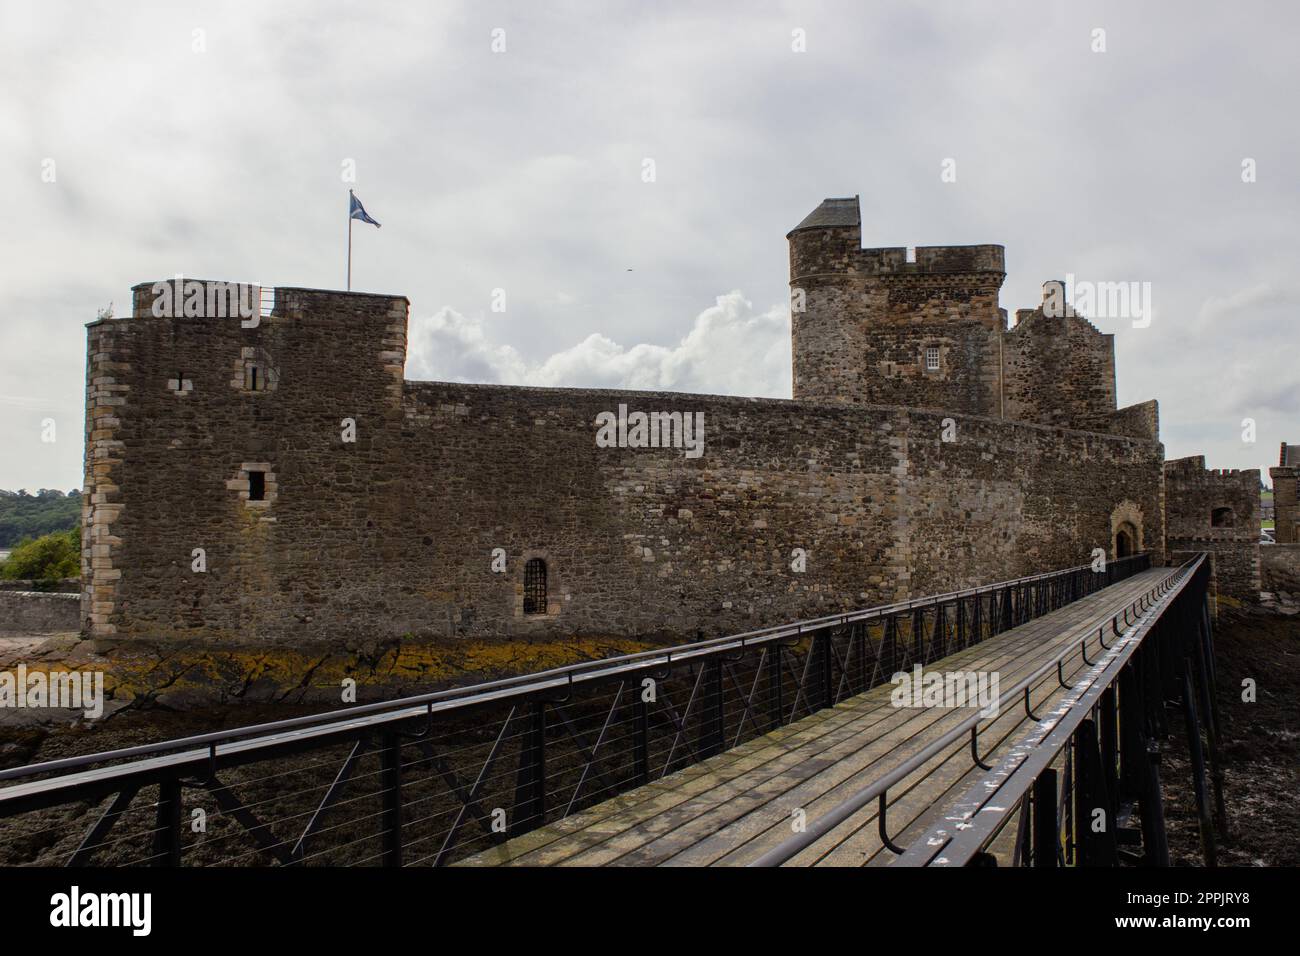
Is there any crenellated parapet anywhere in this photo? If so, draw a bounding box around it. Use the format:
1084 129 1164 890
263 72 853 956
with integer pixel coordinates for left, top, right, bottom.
788 197 1008 415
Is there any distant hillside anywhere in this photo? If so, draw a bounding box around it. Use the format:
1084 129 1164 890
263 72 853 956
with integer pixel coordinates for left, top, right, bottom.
0 489 81 547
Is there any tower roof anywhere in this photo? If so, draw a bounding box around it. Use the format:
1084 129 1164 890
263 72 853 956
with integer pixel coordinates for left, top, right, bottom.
788 196 860 236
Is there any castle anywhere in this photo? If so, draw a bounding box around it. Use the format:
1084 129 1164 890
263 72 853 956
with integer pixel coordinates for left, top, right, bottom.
80 197 1260 648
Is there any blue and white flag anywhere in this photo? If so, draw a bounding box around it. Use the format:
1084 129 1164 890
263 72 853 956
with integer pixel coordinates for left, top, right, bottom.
349 192 381 228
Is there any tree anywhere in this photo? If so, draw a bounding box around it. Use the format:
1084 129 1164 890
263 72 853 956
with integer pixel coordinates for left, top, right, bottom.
0 529 80 583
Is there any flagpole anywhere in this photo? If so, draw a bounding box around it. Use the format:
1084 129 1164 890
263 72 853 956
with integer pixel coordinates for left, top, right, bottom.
346 189 353 291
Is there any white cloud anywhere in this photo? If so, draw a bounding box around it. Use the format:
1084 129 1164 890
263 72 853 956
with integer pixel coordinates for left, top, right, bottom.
3 1 1299 486
406 291 791 398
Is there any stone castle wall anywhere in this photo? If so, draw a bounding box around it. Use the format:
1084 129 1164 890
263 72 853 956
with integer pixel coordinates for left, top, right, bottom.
787 199 1145 437
1002 305 1117 433
0 591 80 634
1164 455 1260 602
787 207 1007 417
85 197 1243 650
82 282 408 641
82 281 1164 648
1269 444 1297 544
1261 544 1300 595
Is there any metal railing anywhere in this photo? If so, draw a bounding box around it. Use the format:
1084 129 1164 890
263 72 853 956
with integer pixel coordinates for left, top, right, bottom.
0 553 1151 867
747 554 1190 866
892 552 1224 867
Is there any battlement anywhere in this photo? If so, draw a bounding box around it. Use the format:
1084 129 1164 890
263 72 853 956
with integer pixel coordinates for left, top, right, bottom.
788 197 1004 283
1164 455 1207 473
124 278 407 323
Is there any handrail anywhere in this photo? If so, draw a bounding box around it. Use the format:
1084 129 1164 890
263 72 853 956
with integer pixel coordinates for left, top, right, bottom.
747 556 1185 867
0 552 1150 790
895 553 1208 867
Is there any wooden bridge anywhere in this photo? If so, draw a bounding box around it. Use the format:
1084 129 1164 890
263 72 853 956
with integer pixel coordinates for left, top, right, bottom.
0 552 1224 868
458 565 1191 866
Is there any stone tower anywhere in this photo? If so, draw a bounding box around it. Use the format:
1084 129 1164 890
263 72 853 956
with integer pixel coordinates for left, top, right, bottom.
787 196 1007 415
81 279 409 640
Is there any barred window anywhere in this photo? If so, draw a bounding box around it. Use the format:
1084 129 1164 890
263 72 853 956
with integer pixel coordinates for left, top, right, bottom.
924 347 940 371
523 558 548 615
248 470 266 501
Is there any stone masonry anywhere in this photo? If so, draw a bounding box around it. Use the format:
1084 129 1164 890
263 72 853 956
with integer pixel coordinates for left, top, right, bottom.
78 198 1253 650
1270 442 1298 544
1164 455 1261 603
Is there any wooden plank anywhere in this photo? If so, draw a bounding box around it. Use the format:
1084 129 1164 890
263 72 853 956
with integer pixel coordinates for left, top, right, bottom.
460 568 1174 867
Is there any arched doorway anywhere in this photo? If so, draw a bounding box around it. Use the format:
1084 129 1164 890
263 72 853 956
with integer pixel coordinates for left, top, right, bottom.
1110 501 1144 561
1115 522 1137 558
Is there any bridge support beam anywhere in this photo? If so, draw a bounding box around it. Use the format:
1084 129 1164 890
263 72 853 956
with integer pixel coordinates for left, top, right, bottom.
1032 768 1059 867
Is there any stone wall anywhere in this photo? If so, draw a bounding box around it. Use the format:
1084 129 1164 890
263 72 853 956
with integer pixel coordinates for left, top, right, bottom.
1002 300 1118 434
0 579 79 593
87 279 1164 649
83 281 408 641
1262 544 1300 595
1110 400 1160 441
1164 456 1260 602
0 591 80 634
83 198 1186 653
786 200 1149 439
1269 451 1297 544
788 198 1007 417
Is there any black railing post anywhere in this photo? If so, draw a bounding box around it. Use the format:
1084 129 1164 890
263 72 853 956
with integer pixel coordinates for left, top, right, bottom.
1118 664 1143 802
1191 613 1228 838
153 778 182 866
1136 640 1170 866
1075 719 1118 866
768 645 784 731
880 616 895 674
855 622 866 695
1180 663 1217 866
1100 685 1120 824
635 690 651 785
511 701 547 835
379 730 403 867
816 630 834 710
699 659 725 758
1032 768 1058 867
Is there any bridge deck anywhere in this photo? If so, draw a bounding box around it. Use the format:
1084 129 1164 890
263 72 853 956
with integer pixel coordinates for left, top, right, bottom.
460 567 1177 867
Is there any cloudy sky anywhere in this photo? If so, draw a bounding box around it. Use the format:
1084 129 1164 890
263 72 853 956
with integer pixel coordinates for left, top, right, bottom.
2 0 1295 491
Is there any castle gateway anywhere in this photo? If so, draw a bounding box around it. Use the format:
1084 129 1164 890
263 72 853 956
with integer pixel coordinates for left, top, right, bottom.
80 197 1255 648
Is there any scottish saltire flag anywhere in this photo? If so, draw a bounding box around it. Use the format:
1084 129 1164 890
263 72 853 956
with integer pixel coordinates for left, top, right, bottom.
349 192 381 228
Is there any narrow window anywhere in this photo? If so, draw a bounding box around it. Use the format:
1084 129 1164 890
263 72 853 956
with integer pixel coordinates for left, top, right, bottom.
1211 507 1232 527
925 346 940 371
523 558 547 615
248 470 266 501
248 365 260 391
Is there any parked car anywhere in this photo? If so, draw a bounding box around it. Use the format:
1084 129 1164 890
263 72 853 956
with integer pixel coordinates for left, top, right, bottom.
1261 528 1276 545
